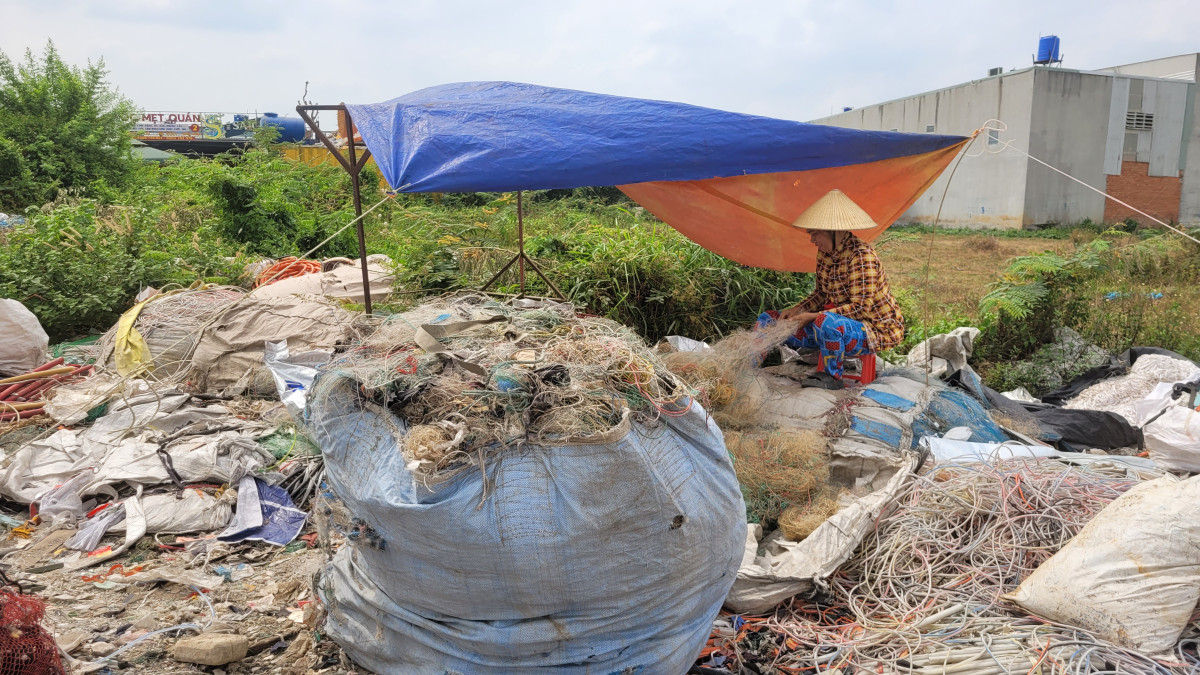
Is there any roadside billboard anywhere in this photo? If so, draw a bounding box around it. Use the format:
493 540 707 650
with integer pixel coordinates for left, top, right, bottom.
133 112 225 140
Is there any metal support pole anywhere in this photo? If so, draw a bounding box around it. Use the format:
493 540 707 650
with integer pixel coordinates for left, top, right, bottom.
478 191 566 300
344 109 373 315
517 191 526 296
296 104 375 314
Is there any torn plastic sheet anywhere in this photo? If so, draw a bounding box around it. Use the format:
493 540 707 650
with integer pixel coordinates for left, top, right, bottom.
725 457 916 614
664 336 712 353
111 489 236 535
0 385 272 504
264 340 331 419
219 475 306 546
1137 378 1200 473
43 373 126 426
33 470 95 526
66 503 126 552
905 327 980 379
66 485 147 572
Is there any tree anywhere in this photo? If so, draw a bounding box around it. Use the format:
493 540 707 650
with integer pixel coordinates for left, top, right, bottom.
0 41 137 210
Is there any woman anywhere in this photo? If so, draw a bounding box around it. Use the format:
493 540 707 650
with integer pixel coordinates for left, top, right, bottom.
759 189 904 390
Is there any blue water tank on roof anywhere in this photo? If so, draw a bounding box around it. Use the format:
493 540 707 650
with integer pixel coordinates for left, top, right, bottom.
259 112 306 142
1036 35 1061 64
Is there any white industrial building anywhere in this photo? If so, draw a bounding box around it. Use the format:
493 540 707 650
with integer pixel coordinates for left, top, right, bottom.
812 53 1200 228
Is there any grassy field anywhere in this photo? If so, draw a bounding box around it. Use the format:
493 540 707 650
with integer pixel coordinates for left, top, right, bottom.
876 225 1200 390
877 230 1072 325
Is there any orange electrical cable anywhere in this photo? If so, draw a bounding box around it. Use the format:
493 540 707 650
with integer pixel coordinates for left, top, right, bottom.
254 257 323 287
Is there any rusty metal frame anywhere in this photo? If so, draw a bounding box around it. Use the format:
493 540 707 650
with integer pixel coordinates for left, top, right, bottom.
295 104 375 314
295 106 564 306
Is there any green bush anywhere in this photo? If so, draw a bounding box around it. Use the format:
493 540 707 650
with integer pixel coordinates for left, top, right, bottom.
0 201 141 338
974 239 1109 361
0 41 136 210
120 147 362 260
545 225 811 341
0 137 36 208
0 199 240 340
209 174 297 254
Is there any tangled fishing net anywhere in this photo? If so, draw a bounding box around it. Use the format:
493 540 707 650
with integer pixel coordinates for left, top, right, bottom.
723 430 840 537
661 320 801 430
703 458 1199 674
0 584 64 675
660 322 854 542
312 294 696 485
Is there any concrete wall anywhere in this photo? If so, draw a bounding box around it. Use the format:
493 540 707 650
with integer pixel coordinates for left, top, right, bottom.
1096 54 1199 223
1182 78 1200 224
813 70 1036 228
1023 69 1112 225
813 57 1200 228
1172 55 1200 224
1097 54 1197 81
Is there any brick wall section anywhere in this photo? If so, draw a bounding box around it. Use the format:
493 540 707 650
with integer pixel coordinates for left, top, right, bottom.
1104 161 1183 223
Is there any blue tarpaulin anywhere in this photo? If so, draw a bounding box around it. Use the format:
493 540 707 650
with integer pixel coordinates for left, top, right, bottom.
345 81 967 194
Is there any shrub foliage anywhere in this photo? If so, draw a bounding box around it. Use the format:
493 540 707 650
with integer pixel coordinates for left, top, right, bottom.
0 41 137 210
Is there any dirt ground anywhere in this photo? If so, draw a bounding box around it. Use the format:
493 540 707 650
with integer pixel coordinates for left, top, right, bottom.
876 232 1071 319
3 527 368 674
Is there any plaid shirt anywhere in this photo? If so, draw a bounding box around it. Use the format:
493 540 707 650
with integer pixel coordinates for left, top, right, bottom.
795 233 904 351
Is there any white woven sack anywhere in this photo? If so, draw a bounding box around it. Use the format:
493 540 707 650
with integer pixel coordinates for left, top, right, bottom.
1005 475 1200 655
0 299 48 376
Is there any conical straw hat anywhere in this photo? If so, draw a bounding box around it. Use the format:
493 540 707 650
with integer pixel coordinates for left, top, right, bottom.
790 189 878 231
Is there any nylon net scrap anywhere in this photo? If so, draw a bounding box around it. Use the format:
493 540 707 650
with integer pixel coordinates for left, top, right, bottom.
312 294 696 485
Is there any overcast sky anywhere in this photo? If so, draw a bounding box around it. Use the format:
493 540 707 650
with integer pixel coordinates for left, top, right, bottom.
3 0 1197 126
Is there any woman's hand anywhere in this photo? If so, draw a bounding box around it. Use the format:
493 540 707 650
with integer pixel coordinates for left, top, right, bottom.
780 308 819 326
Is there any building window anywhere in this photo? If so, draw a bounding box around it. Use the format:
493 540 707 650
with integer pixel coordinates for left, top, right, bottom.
926 124 935 133
1125 111 1154 131
987 129 1000 146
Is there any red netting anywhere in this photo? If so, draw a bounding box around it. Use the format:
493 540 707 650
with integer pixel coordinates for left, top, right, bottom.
0 588 64 675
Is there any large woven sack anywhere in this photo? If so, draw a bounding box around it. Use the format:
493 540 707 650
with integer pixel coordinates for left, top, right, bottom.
310 380 745 674
1005 475 1200 655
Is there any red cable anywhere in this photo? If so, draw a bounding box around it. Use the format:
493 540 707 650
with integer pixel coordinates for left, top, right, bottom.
254 257 323 287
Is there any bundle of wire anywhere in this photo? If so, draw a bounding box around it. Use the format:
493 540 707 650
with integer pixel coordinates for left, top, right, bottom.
133 286 245 331
94 286 246 381
312 294 696 485
254 256 323 287
702 458 1200 674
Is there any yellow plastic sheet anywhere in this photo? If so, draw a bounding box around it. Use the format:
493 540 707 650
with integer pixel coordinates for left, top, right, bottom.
113 301 151 376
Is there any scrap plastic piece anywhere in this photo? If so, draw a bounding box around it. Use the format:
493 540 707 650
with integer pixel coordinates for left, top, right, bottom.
219 476 307 547
264 340 331 419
